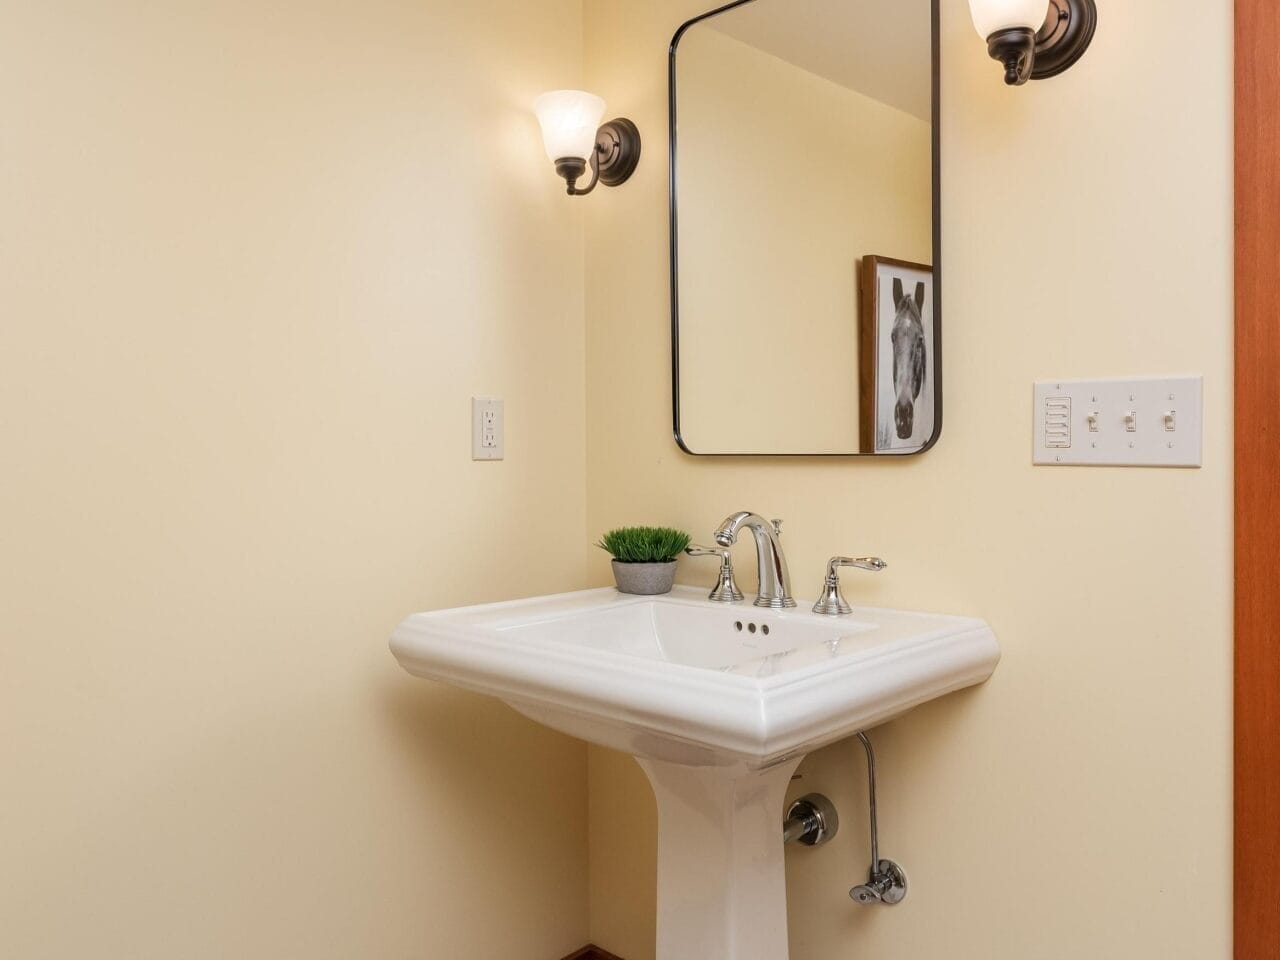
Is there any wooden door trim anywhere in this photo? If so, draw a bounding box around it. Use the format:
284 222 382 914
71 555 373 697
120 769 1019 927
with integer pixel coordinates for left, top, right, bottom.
1235 0 1280 954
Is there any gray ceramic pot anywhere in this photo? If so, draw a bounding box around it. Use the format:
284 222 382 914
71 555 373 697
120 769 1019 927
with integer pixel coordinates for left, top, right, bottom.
611 560 677 596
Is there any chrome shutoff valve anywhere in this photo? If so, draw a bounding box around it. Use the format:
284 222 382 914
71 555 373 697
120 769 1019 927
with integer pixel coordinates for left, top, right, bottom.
850 860 909 906
847 732 908 907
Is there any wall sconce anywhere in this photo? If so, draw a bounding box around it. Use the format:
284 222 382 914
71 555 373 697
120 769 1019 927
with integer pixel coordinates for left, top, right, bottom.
969 0 1097 86
533 90 641 196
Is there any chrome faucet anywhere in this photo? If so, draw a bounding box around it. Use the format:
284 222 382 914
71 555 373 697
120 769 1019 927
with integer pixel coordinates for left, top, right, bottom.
714 512 796 609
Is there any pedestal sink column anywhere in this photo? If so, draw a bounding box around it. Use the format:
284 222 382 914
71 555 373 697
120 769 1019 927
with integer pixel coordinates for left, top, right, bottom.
637 756 805 960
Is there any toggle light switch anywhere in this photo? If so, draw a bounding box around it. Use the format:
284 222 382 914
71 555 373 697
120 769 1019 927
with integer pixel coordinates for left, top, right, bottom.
1033 377 1202 468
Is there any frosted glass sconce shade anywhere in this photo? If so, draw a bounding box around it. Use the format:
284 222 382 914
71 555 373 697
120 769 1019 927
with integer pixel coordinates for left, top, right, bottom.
533 90 641 197
534 90 607 163
969 0 1097 86
968 0 1051 37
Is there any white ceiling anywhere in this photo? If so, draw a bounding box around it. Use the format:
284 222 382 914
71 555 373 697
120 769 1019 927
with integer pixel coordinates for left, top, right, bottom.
703 0 932 121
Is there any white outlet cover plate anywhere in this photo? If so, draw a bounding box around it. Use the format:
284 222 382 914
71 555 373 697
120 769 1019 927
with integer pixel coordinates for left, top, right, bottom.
1033 376 1203 468
472 396 504 461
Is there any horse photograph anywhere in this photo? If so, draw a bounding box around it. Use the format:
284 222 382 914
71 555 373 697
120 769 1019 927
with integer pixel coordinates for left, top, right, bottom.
858 256 936 453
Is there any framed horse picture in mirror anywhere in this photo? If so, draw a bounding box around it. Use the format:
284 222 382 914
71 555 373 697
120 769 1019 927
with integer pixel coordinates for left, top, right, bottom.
859 256 936 454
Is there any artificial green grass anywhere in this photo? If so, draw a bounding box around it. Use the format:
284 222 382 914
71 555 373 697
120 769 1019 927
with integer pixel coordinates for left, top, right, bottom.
596 526 691 564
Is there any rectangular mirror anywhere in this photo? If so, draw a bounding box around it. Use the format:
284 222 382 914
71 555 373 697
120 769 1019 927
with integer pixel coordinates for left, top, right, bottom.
670 0 940 456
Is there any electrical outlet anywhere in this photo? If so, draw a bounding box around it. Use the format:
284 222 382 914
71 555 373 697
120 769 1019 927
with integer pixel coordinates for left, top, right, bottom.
472 397 504 461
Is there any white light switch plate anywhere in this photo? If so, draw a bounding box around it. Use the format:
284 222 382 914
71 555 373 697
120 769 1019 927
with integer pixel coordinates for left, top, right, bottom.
472 397 504 461
1032 377 1202 467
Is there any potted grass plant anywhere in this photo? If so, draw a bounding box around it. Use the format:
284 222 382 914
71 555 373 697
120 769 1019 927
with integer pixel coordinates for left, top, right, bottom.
597 526 691 596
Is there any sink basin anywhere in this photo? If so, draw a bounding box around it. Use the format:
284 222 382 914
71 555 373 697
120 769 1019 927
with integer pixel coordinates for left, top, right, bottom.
391 586 998 767
390 586 999 960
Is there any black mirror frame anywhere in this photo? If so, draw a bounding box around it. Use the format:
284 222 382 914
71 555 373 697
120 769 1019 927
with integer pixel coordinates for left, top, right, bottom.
668 0 943 457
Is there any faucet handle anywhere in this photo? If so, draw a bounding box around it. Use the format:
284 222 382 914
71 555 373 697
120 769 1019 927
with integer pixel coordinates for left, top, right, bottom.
686 544 728 559
685 545 745 604
812 557 888 616
771 519 784 537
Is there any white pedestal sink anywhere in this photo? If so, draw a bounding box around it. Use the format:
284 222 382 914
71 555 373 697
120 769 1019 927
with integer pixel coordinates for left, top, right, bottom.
390 587 999 960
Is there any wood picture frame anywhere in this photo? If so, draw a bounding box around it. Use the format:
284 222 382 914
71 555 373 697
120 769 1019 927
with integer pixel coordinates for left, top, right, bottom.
859 255 937 454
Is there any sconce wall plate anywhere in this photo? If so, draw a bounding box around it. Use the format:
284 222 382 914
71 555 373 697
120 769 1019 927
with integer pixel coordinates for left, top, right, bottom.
594 118 642 187
1031 0 1097 79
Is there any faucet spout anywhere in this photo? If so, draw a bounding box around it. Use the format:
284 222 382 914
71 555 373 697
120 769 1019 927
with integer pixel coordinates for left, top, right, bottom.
713 511 796 609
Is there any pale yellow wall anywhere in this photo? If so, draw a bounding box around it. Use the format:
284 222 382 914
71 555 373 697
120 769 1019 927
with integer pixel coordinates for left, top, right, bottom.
584 1 1232 959
676 27 931 453
0 1 1235 957
0 1 594 957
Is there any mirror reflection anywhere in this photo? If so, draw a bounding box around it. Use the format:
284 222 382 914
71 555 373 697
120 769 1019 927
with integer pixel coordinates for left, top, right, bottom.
672 0 938 455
